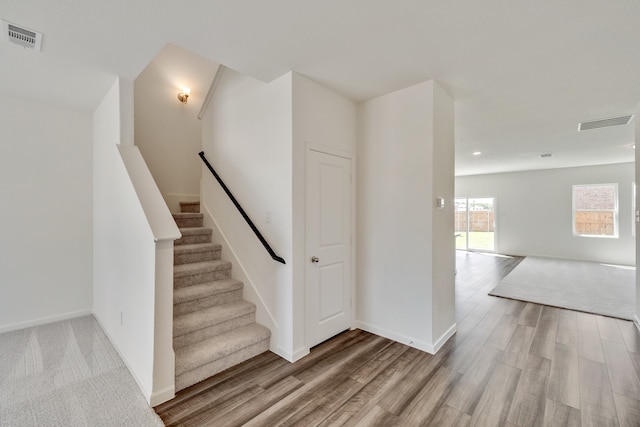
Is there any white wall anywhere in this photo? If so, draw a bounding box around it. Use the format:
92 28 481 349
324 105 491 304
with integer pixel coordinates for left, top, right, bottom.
135 44 219 212
291 73 358 354
456 163 635 266
431 83 456 341
202 68 294 359
93 78 179 405
357 80 456 353
0 93 93 332
634 103 639 329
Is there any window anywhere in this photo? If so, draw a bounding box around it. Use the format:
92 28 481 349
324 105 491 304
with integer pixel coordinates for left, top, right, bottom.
572 184 618 238
455 197 496 251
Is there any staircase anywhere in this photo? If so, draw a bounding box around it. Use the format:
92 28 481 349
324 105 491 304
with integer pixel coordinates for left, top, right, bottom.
172 201 271 392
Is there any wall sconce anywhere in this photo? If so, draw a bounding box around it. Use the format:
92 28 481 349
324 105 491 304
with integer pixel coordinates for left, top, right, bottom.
177 87 191 104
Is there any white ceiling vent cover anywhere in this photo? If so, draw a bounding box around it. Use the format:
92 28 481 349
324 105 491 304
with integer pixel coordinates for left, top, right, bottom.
578 115 634 132
1 19 42 51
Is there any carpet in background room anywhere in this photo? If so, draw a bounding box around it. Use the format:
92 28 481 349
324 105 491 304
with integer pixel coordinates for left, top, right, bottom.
0 315 164 427
489 256 636 320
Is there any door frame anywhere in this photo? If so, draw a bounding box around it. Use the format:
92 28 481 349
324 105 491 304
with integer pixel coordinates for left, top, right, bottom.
305 143 356 348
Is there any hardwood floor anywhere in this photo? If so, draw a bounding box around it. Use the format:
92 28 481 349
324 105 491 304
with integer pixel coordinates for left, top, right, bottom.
156 251 640 426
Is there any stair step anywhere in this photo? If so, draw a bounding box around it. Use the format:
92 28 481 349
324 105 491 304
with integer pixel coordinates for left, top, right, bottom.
180 201 200 213
174 278 243 305
174 300 257 349
172 200 272 393
175 227 212 245
174 243 221 265
174 260 232 288
172 213 204 228
175 324 270 391
174 278 243 315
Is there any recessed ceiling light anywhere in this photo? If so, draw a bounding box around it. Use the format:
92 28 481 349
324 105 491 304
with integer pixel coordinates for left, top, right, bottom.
539 153 553 158
472 151 482 156
632 144 636 149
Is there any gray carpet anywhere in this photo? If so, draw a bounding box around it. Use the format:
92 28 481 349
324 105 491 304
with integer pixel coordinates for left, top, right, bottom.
489 256 636 320
0 315 164 426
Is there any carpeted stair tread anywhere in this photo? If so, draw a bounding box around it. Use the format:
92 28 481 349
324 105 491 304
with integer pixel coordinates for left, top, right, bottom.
174 279 243 305
177 227 212 237
179 201 200 213
172 212 203 219
174 300 256 337
174 227 212 246
174 242 221 265
175 324 271 376
174 260 231 278
175 340 269 392
172 199 272 392
174 242 221 255
172 213 204 228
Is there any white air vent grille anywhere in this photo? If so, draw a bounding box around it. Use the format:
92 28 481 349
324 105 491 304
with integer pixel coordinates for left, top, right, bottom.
1 19 42 51
578 115 634 131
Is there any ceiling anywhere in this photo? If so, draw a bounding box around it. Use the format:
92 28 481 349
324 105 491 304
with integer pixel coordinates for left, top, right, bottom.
1 0 638 175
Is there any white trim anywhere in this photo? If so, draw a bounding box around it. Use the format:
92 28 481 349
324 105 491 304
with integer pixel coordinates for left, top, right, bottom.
198 65 226 120
307 143 353 160
149 385 175 407
93 313 153 404
572 183 619 238
355 321 438 354
0 309 92 333
634 315 640 334
200 202 279 329
432 323 457 353
304 144 355 349
276 345 310 363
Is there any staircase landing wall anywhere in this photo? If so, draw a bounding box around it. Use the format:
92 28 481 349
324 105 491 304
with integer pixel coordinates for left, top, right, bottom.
93 78 179 406
201 69 295 360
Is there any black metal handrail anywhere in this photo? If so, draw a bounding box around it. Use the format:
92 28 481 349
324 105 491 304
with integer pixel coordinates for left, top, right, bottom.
199 151 286 264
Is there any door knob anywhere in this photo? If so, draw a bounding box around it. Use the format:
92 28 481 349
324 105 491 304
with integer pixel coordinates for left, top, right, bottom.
311 256 319 263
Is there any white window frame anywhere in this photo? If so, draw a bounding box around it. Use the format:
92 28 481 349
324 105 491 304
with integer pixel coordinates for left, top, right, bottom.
572 183 619 238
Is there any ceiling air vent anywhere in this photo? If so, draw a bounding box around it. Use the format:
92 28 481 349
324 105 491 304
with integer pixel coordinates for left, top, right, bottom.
578 115 634 132
1 19 42 51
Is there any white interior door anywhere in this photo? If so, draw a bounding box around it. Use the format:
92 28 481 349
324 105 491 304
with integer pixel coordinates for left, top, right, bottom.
306 149 352 348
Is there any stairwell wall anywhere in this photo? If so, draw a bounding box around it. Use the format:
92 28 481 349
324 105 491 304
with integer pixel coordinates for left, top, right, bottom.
134 44 219 212
0 93 93 332
93 78 179 405
201 68 295 360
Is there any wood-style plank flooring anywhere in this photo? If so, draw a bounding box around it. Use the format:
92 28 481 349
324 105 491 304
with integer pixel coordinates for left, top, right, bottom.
155 251 640 426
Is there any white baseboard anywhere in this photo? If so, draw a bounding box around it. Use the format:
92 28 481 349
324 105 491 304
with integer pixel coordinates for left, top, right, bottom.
0 309 93 334
92 313 153 405
275 345 309 363
432 323 457 353
150 385 176 407
355 321 439 354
